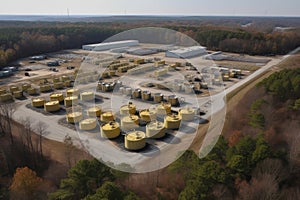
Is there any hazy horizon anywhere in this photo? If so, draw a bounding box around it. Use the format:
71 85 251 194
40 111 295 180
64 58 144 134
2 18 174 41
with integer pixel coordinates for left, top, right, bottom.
0 0 299 17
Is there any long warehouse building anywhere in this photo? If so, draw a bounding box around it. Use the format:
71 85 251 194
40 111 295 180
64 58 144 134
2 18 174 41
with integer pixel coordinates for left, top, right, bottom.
82 40 139 51
165 46 207 58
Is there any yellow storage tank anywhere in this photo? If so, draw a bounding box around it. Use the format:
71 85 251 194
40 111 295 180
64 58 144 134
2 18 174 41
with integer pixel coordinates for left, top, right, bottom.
13 91 23 99
100 111 115 122
40 84 52 93
21 83 31 91
125 131 146 150
168 95 179 106
80 91 94 101
139 109 156 122
27 87 38 95
142 91 151 101
64 96 78 107
0 89 7 95
0 93 13 102
153 93 163 103
53 77 60 83
61 75 70 81
156 102 171 116
134 58 144 65
66 112 83 123
79 118 97 130
164 114 182 129
50 93 64 102
101 72 109 78
109 70 116 76
32 98 45 108
222 75 229 81
10 86 19 93
120 102 136 115
87 106 102 117
54 82 64 89
200 82 208 89
44 101 60 112
121 115 139 130
146 121 166 138
64 80 72 87
179 107 195 121
100 121 121 139
66 88 79 97
132 88 141 98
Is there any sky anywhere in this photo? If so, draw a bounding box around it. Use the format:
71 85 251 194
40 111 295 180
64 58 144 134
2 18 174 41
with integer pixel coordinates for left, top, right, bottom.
0 0 299 17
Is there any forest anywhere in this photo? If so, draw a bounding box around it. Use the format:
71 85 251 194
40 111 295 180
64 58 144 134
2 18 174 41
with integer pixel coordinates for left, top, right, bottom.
0 18 300 68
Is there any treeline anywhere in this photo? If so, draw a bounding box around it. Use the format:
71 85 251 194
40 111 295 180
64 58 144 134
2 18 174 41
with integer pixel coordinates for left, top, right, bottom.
0 24 123 67
174 26 300 55
1 21 300 68
258 68 300 102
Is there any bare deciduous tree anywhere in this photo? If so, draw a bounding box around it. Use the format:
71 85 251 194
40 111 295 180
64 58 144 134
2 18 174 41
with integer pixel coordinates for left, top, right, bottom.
238 174 279 200
288 135 300 174
34 121 48 157
0 103 16 144
252 158 287 183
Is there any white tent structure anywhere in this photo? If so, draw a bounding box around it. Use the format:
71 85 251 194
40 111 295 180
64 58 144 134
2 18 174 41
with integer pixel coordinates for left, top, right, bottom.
165 46 206 58
82 40 139 51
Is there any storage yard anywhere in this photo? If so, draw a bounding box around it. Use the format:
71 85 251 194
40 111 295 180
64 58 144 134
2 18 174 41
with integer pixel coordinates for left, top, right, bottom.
0 40 282 172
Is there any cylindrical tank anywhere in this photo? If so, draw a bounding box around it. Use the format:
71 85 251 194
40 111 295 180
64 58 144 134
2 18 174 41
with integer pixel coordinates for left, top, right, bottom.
0 89 7 95
0 93 13 102
65 80 72 87
120 102 136 115
64 96 78 107
132 89 141 98
66 88 79 97
61 75 70 81
119 87 125 94
102 72 109 78
142 91 151 101
139 109 156 122
40 84 52 93
153 93 163 103
179 107 195 121
66 112 83 123
32 98 45 107
146 121 166 138
156 102 171 116
87 106 101 117
164 114 182 129
125 131 146 150
53 77 60 83
50 93 64 102
10 86 19 93
109 70 116 76
44 101 60 112
100 111 115 122
101 121 121 139
167 95 179 106
104 84 113 92
21 83 31 91
13 91 23 98
27 87 38 95
173 84 181 92
184 85 194 94
80 91 94 101
54 82 64 89
121 115 139 130
79 118 97 130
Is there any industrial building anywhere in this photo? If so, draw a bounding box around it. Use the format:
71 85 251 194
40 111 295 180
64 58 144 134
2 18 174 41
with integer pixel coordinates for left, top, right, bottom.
165 46 206 58
82 40 139 51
